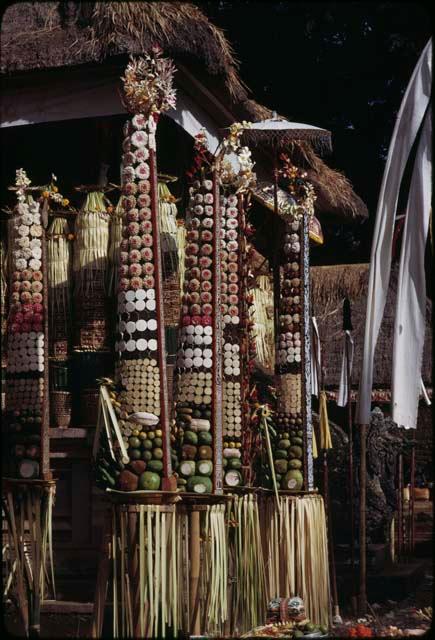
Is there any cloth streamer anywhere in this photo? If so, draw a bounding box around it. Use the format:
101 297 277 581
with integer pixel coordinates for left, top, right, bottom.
391 107 432 428
356 38 432 426
311 316 321 397
337 331 354 407
319 391 332 450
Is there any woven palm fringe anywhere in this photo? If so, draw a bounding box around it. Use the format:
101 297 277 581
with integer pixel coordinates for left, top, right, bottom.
107 196 124 297
111 503 180 639
262 494 330 627
226 494 267 635
2 485 56 633
73 192 110 297
251 275 275 369
47 217 72 338
199 504 228 636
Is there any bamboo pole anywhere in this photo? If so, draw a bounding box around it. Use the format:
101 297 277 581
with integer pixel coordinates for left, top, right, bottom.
358 423 367 615
189 508 201 635
410 445 416 556
345 332 357 615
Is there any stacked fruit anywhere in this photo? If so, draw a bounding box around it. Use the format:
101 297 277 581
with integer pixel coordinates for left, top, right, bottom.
221 191 244 487
114 113 165 491
6 173 45 479
273 219 304 491
174 171 216 494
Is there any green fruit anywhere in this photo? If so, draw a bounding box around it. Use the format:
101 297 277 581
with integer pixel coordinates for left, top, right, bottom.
319 625 328 634
142 439 153 450
277 439 291 449
129 448 142 460
274 459 288 474
304 623 316 633
291 437 303 446
275 473 282 483
153 447 163 460
179 461 196 477
154 437 163 447
223 458 228 468
294 631 304 638
192 410 202 418
184 430 198 445
281 469 303 491
227 458 241 470
142 450 152 461
289 459 303 470
297 430 303 437
289 445 303 459
274 449 288 460
196 460 213 476
128 436 141 449
187 475 212 494
138 471 161 490
198 431 212 445
147 431 155 440
147 459 163 473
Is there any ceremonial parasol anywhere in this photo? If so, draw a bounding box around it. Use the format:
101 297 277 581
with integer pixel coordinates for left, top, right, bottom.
240 113 331 221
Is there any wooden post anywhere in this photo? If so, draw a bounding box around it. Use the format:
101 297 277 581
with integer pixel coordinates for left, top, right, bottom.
189 508 201 635
409 445 416 555
358 423 367 616
397 453 404 561
91 511 112 638
324 450 340 620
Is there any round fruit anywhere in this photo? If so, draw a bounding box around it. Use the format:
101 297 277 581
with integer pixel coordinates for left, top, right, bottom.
138 471 161 490
184 431 198 445
277 439 291 449
289 445 303 459
198 445 212 460
142 450 152 461
153 448 163 460
147 459 163 473
274 449 288 460
198 431 212 446
128 436 141 449
281 469 303 491
129 448 142 460
289 459 302 470
227 458 241 470
274 459 288 475
154 437 163 447
142 439 153 450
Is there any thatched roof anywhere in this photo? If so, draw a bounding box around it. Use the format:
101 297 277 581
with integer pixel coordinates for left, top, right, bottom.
0 1 247 100
1 2 368 222
310 263 432 388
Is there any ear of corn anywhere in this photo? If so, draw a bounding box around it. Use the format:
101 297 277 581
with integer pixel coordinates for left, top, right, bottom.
47 217 72 335
73 191 110 297
158 181 179 278
251 275 275 369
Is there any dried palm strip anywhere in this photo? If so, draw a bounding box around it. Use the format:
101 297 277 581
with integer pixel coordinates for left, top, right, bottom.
139 507 145 637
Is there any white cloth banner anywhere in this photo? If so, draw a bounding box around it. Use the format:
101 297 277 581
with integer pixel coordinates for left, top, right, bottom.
391 108 432 428
311 316 321 397
356 38 432 425
337 331 354 407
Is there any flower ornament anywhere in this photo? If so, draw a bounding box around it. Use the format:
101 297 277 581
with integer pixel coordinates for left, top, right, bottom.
15 169 31 202
121 49 177 116
278 153 317 218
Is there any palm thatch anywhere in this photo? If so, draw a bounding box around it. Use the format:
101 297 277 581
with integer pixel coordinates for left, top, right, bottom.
310 263 432 388
1 3 368 221
0 1 247 100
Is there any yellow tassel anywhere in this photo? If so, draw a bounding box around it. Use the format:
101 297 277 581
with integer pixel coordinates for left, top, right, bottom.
319 391 332 450
312 423 318 459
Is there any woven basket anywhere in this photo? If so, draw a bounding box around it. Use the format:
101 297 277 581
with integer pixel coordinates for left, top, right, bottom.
78 388 100 427
163 272 181 326
51 391 72 428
